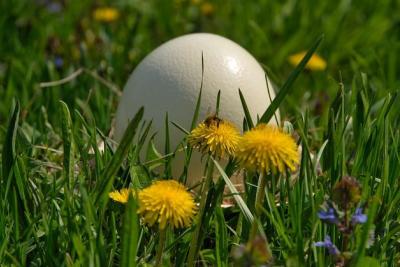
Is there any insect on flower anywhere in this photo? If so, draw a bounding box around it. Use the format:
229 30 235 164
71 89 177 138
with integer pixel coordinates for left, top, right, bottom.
203 114 223 128
188 115 241 158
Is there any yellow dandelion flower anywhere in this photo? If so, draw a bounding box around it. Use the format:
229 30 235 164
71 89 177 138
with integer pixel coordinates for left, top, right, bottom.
200 2 215 16
191 0 202 5
109 188 134 203
236 124 299 174
288 51 327 71
138 180 197 229
188 115 241 158
93 7 119 22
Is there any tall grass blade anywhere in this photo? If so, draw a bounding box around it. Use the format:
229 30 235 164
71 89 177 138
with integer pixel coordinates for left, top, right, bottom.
215 206 228 267
259 35 324 124
134 120 153 162
2 100 19 181
190 52 204 130
238 89 254 129
59 101 74 186
212 158 254 223
95 107 144 205
120 195 139 267
216 90 221 115
164 112 172 177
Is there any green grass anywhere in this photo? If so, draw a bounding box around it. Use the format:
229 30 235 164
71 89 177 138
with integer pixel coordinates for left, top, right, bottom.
1 0 400 266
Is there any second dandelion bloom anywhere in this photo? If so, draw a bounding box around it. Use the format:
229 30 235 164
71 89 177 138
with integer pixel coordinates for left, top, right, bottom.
138 180 197 230
109 188 134 203
288 51 327 71
188 115 241 158
93 7 119 22
236 124 299 174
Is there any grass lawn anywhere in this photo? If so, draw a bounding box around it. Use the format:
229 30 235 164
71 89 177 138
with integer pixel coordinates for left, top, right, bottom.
0 0 399 266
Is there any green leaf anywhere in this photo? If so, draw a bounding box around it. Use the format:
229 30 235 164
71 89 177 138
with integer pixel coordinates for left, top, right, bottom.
286 255 301 267
95 107 144 206
130 164 152 189
120 195 139 267
356 257 380 267
259 35 324 124
145 138 164 170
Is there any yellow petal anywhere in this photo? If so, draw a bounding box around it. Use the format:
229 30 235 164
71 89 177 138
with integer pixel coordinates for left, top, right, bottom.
288 51 327 71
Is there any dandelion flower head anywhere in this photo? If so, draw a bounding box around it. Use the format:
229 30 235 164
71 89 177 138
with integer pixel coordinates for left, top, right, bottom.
138 180 197 229
188 115 241 158
93 7 119 22
200 2 215 16
332 176 361 208
109 188 134 203
288 51 327 71
236 124 299 174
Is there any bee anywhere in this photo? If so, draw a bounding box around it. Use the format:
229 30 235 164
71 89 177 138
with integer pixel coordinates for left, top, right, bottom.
204 114 223 128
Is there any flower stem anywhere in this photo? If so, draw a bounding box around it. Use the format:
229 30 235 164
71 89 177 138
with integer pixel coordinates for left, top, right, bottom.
342 202 349 252
250 173 266 239
255 173 266 215
155 228 166 267
187 156 214 266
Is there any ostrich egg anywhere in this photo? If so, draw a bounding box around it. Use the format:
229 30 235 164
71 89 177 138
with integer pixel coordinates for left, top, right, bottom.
115 33 278 185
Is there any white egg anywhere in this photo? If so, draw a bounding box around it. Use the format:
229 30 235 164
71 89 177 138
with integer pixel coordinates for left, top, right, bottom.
115 33 278 185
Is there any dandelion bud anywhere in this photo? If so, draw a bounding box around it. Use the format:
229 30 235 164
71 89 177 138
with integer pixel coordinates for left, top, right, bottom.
332 176 361 208
232 235 272 266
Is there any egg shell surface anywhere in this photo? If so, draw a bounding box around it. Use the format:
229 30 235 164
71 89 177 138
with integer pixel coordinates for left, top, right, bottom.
115 33 278 184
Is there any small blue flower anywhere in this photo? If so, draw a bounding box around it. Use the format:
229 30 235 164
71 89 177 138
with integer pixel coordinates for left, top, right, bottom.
314 235 340 256
54 56 64 69
318 208 339 224
351 207 367 225
47 2 62 13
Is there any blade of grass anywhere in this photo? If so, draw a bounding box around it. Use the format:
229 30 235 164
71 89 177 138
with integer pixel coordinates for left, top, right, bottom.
13 157 31 223
212 158 254 223
134 120 153 163
216 90 221 115
120 195 139 267
170 121 190 135
238 89 254 129
59 101 74 187
215 206 228 267
2 100 19 181
164 112 172 178
190 52 205 130
94 107 144 206
265 74 280 125
259 35 324 124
